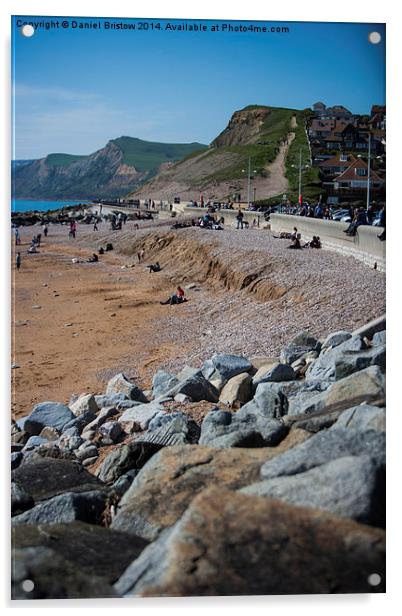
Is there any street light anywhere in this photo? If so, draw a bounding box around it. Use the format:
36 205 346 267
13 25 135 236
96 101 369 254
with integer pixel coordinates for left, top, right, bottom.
241 158 257 206
291 149 310 205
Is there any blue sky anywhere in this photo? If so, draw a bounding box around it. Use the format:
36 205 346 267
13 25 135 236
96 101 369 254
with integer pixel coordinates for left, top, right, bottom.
12 17 385 159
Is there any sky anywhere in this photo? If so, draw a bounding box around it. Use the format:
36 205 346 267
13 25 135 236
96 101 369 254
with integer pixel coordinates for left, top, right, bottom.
11 17 386 159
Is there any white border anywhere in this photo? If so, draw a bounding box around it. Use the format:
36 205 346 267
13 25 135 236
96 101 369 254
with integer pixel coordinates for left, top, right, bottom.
1 1 400 614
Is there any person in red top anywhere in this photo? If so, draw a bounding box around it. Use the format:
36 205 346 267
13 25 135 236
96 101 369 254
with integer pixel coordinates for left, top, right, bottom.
160 286 187 305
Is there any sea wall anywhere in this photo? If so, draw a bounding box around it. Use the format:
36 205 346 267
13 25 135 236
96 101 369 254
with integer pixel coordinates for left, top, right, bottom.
184 206 263 225
270 214 386 272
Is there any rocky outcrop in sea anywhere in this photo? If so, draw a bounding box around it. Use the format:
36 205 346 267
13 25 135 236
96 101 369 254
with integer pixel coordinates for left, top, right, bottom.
11 318 386 598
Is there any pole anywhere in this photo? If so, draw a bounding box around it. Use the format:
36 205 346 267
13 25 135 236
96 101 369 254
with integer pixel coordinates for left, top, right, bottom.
247 157 251 207
298 149 302 205
366 133 371 211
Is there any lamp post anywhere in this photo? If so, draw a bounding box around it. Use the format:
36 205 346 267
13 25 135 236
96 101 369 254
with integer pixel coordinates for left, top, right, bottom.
291 150 310 207
241 158 257 207
366 133 371 212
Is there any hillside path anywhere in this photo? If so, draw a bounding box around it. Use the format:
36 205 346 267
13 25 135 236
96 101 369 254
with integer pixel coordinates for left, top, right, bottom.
260 115 297 198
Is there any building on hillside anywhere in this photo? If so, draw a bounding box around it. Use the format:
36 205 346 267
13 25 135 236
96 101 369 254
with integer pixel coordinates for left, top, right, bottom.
318 153 357 178
312 101 327 116
322 157 385 204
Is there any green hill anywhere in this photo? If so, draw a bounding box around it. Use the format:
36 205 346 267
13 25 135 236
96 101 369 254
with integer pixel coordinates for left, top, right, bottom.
111 137 207 172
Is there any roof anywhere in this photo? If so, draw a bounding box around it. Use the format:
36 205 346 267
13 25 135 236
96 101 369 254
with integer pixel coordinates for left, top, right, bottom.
371 105 386 115
318 154 356 168
309 119 334 132
335 158 383 183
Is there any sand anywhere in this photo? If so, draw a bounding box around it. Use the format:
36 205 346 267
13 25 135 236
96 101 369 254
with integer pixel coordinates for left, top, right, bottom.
11 217 385 420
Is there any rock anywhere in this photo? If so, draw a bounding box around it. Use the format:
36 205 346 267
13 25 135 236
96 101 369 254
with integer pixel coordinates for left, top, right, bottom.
295 366 386 416
11 482 34 514
106 373 148 402
321 331 352 351
82 457 99 467
22 436 49 452
39 426 60 441
152 370 179 399
167 372 219 403
70 393 99 417
57 429 83 451
12 546 117 599
174 393 191 403
176 366 201 381
114 487 385 596
232 382 288 420
280 331 320 365
75 445 98 462
24 402 75 436
255 379 331 416
12 490 109 526
95 393 128 407
12 522 148 586
286 410 344 433
23 444 78 463
81 406 118 436
219 372 252 407
202 354 252 386
12 458 105 502
352 315 386 341
99 421 123 442
334 404 386 432
249 356 279 371
334 345 385 380
61 410 97 434
96 442 162 484
111 469 139 497
305 335 367 381
111 437 309 540
260 426 385 482
242 455 385 527
12 430 29 446
11 452 23 470
372 330 386 346
119 403 163 431
136 412 197 446
252 362 296 386
199 397 288 448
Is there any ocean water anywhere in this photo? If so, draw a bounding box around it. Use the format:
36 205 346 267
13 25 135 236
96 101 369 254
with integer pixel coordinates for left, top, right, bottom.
12 199 91 213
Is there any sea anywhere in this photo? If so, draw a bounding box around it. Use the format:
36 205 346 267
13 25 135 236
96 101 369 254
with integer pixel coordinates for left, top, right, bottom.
12 199 91 213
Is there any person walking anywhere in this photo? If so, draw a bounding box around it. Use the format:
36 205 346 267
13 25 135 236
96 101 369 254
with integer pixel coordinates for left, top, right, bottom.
236 207 244 229
16 252 21 271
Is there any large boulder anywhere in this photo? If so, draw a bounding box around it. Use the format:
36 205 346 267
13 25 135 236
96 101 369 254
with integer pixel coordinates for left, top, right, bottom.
24 402 75 436
167 373 219 403
219 372 252 407
201 354 252 387
106 373 148 402
305 335 367 381
12 521 148 585
260 426 385 483
242 454 385 527
280 331 320 365
12 546 117 599
372 330 386 346
321 330 352 351
111 434 309 540
334 345 385 380
114 487 385 596
334 404 386 432
11 458 105 502
199 393 288 448
12 490 109 526
152 370 179 399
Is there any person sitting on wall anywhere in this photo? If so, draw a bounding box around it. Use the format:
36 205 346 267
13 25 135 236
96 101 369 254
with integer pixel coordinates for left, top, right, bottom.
343 208 367 236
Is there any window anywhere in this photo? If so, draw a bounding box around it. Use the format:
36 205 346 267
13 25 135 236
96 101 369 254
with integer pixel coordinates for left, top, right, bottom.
355 168 367 176
340 155 348 162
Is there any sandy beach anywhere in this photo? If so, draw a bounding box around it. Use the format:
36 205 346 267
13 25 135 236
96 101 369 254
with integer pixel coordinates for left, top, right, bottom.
11 217 385 420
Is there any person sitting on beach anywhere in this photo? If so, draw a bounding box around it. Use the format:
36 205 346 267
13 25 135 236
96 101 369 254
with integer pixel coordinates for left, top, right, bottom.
160 286 187 305
28 244 38 254
288 234 301 249
148 262 161 273
16 252 21 271
99 247 105 255
87 253 99 263
304 235 321 249
106 243 114 251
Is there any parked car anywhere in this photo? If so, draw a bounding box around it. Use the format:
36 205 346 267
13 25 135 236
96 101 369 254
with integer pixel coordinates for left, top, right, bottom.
340 215 352 223
332 209 349 221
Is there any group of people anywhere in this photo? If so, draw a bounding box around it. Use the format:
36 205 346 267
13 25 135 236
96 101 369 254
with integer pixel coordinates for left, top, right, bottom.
198 213 224 230
160 286 187 305
274 227 321 250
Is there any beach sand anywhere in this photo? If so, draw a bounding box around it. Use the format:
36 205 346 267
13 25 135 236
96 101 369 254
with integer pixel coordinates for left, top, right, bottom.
11 218 385 420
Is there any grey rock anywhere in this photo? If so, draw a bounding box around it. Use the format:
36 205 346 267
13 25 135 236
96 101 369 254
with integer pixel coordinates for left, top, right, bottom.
240 382 288 419
75 445 98 462
11 482 34 514
260 426 385 480
372 330 386 346
199 394 288 448
242 455 385 527
82 406 118 435
12 458 105 502
12 522 148 589
24 402 75 436
111 469 139 497
96 442 162 483
257 379 331 416
176 366 202 381
334 345 386 380
174 393 191 403
280 331 320 365
167 372 219 403
306 335 367 381
288 411 343 433
152 370 179 399
82 457 98 467
11 452 23 470
219 372 252 407
12 546 117 599
202 354 252 386
99 421 123 442
70 393 99 417
106 373 148 402
95 393 128 407
12 490 108 526
22 436 48 452
252 362 296 386
119 403 163 431
334 404 386 432
16 416 29 431
321 331 352 351
61 410 97 434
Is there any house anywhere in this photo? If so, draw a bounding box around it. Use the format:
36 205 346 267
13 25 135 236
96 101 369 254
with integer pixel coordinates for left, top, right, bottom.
323 157 385 203
318 153 356 178
313 101 327 116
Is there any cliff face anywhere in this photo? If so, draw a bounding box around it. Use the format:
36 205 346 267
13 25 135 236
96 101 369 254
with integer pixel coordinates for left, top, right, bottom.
211 107 272 147
12 138 206 200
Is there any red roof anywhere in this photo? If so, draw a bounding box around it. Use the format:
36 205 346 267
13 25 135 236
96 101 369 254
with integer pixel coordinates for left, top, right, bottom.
335 158 383 183
318 154 356 168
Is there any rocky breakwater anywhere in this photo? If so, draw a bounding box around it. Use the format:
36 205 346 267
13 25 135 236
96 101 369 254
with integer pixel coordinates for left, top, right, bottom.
11 318 386 598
